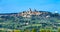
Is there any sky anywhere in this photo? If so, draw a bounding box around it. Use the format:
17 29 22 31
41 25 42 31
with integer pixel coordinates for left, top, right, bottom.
0 0 60 13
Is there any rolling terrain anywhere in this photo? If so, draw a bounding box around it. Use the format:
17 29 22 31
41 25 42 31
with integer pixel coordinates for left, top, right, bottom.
0 9 60 32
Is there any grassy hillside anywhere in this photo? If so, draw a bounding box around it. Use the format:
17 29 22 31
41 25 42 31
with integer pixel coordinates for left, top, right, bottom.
0 11 60 32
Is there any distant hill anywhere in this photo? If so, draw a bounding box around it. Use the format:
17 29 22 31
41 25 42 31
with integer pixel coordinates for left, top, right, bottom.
0 9 60 32
0 9 60 18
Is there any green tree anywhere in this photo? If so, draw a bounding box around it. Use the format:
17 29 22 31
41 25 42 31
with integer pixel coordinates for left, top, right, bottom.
24 29 30 32
58 28 60 32
31 28 36 32
40 29 46 32
46 29 51 32
13 30 22 32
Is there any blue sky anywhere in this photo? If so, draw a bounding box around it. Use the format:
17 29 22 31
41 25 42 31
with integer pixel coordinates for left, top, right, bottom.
0 0 60 13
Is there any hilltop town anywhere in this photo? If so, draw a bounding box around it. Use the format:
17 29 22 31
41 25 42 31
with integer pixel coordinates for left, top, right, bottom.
0 8 55 18
0 9 60 32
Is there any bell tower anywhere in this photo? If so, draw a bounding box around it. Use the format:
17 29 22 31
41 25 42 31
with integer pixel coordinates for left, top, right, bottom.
29 8 31 11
